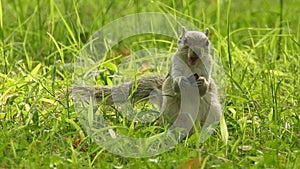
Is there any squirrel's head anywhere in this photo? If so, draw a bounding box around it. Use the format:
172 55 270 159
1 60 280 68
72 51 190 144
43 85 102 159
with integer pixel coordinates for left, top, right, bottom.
177 27 210 49
177 27 211 66
175 27 213 80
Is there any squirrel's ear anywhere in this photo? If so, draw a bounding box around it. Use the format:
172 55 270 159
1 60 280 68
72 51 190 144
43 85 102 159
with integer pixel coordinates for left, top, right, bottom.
205 28 209 37
178 26 188 46
181 26 186 37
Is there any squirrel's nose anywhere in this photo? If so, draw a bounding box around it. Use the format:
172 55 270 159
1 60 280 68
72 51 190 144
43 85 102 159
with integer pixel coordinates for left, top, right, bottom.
188 50 199 58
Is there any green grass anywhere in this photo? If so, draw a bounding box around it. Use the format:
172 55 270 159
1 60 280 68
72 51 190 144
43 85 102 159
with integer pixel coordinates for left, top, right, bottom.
1 0 299 168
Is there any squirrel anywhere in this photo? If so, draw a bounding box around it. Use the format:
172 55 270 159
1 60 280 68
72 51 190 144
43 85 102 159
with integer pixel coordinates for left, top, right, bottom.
73 27 222 137
158 27 222 136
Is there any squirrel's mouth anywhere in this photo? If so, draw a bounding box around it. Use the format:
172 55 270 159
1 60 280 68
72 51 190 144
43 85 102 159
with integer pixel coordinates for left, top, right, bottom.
188 52 199 65
189 56 198 65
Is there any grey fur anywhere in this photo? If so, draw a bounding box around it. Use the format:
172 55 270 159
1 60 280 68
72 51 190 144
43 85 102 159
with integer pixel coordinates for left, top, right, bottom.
72 27 222 136
159 28 221 134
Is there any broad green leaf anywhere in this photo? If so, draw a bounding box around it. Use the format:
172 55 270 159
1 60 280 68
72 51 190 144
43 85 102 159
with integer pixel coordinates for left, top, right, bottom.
220 113 228 145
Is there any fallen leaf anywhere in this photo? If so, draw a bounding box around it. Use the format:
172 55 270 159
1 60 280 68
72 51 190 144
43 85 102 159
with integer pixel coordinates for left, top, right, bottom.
177 157 204 169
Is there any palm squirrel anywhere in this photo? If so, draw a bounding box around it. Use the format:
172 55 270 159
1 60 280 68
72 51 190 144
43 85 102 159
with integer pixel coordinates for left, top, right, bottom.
73 27 222 136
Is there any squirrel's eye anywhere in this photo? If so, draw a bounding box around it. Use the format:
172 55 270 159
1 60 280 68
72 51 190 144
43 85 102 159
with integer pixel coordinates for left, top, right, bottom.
205 39 209 46
183 39 188 45
206 40 209 46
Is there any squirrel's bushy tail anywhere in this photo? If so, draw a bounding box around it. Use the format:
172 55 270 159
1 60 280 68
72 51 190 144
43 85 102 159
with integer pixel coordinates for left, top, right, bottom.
72 75 165 105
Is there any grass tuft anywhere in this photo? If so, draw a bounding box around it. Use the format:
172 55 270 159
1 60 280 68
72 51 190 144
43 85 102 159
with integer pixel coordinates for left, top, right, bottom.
0 0 299 168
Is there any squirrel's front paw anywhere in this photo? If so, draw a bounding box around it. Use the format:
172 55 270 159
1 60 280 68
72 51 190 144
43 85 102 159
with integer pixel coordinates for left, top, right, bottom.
188 74 209 96
197 76 209 96
173 76 194 93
